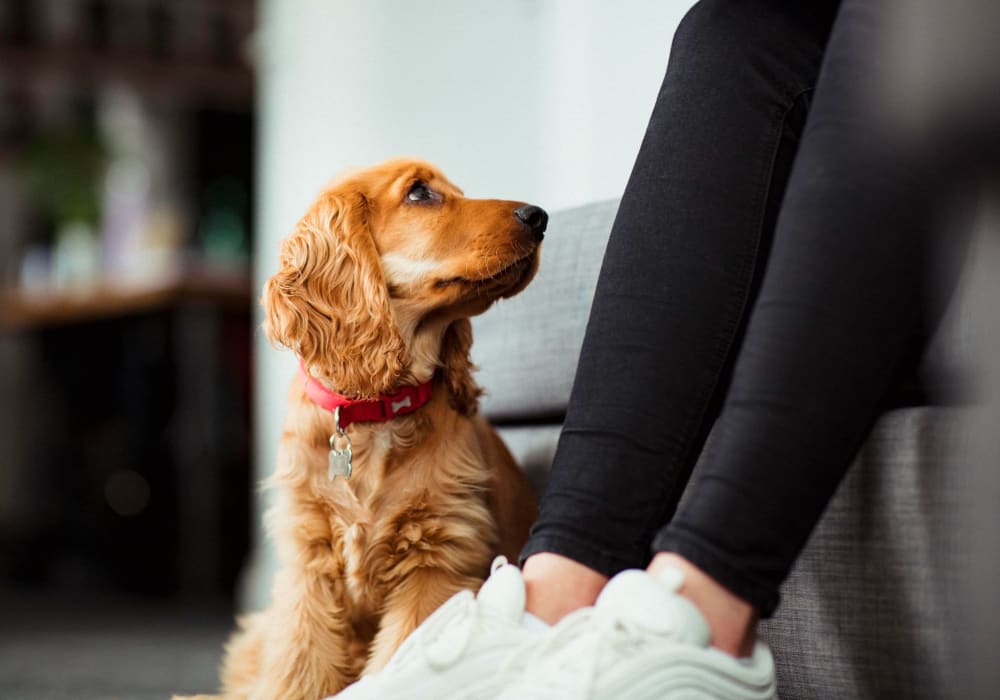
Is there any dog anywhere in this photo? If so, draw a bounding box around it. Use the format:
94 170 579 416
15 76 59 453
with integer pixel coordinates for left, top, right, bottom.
179 158 544 700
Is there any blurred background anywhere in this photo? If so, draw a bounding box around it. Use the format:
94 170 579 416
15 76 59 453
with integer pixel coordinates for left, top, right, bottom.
0 0 255 697
0 0 255 586
1 1 998 699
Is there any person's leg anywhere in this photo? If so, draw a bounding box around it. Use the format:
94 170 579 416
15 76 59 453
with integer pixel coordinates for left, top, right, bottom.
652 0 944 650
520 0 840 623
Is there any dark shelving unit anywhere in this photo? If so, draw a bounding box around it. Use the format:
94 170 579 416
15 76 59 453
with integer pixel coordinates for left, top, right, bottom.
0 0 257 601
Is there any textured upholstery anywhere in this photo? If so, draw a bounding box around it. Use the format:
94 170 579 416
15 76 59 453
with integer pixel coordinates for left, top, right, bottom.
478 200 965 699
757 407 962 699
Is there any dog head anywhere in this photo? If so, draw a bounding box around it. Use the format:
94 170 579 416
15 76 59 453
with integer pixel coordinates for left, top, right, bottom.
262 158 545 402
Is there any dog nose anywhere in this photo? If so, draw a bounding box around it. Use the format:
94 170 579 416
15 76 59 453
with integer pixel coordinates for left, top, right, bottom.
514 204 548 240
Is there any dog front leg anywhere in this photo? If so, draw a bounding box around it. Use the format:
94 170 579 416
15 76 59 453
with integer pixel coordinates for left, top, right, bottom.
243 570 357 700
363 568 482 674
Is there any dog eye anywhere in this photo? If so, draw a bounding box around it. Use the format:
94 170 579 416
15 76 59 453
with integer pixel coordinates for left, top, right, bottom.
406 182 439 203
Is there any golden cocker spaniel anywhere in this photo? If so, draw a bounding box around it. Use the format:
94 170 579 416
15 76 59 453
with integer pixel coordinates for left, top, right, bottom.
181 158 544 700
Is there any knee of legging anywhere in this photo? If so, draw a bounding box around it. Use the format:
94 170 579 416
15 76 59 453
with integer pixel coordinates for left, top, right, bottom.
669 0 828 92
669 1 773 83
672 1 767 57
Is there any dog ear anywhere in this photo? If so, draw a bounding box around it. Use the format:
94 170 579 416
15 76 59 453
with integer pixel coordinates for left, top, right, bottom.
261 189 407 398
438 318 482 416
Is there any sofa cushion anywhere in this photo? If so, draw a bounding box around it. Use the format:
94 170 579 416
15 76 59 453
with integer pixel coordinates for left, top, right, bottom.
759 406 963 699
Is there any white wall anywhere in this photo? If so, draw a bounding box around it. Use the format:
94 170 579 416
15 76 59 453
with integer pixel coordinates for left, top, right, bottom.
246 0 695 609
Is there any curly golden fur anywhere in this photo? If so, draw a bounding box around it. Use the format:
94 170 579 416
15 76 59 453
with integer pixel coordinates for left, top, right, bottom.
177 158 541 700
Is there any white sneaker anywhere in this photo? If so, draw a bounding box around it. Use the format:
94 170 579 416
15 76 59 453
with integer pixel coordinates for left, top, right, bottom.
330 557 547 700
496 567 777 700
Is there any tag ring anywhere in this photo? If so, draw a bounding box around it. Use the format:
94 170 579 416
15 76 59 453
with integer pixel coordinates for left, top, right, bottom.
333 406 347 438
330 406 351 451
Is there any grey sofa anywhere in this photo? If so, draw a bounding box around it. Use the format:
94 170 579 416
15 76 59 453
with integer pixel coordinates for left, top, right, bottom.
470 200 966 699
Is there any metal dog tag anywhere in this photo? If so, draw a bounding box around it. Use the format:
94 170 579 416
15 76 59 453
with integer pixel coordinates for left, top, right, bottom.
328 443 352 480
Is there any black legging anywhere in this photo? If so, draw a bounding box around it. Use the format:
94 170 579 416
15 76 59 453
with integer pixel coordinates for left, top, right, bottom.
520 0 947 617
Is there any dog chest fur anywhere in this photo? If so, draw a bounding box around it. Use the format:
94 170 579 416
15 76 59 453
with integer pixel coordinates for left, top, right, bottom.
339 427 392 608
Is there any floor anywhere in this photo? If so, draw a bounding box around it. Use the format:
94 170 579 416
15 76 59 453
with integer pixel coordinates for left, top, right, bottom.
0 590 232 700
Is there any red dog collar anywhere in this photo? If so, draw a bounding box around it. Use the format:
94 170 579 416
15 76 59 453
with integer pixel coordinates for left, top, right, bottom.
298 359 433 430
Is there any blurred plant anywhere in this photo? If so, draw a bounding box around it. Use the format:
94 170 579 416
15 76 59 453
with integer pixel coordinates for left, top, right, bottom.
18 126 106 229
199 175 249 267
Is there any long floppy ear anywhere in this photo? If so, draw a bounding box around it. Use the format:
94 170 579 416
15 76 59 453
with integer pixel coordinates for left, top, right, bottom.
438 318 482 416
261 188 407 398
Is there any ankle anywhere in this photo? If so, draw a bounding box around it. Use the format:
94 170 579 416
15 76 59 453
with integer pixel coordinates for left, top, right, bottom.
522 553 608 625
648 552 758 657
